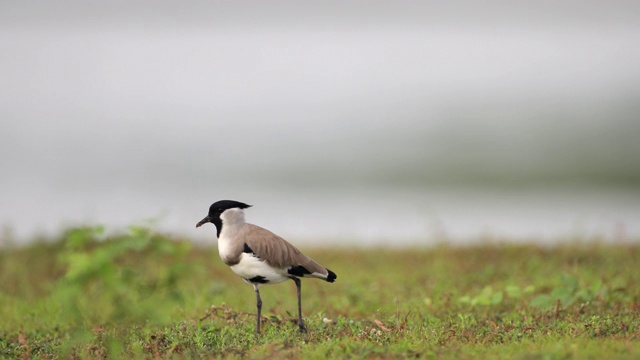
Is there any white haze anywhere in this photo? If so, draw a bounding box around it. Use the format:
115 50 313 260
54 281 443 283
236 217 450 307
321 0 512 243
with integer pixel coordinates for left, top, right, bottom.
1 1 639 244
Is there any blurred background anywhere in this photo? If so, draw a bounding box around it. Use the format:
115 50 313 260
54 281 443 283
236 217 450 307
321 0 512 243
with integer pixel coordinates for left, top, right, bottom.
1 0 639 246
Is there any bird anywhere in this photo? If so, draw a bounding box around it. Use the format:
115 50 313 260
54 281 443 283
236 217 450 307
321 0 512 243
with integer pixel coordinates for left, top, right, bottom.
196 200 337 333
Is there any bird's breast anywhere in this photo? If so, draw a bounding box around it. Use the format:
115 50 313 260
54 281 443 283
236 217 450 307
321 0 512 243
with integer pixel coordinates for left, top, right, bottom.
217 234 240 265
230 253 290 284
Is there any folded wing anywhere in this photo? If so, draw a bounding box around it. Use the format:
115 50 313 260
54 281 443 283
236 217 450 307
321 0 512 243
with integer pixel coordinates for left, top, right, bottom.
241 224 337 282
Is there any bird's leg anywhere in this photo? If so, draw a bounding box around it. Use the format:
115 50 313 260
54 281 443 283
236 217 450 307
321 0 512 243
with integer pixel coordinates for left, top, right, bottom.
292 277 307 333
253 284 262 334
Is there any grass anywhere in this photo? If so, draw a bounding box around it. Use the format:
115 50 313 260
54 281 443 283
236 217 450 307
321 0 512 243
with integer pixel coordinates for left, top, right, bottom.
1 225 639 359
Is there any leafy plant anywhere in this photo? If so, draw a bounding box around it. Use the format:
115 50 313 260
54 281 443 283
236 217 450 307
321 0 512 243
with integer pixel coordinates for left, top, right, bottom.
458 285 534 306
530 273 606 309
52 225 196 325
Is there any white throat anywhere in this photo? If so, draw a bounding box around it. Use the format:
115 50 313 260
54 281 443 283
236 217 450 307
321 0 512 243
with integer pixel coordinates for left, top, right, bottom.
217 208 247 260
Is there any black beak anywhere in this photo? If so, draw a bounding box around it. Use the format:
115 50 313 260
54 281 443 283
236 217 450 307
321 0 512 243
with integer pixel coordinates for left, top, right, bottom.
196 215 211 228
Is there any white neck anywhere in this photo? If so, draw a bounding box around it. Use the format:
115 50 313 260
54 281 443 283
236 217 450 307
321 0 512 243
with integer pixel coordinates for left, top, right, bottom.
220 208 246 227
219 208 246 241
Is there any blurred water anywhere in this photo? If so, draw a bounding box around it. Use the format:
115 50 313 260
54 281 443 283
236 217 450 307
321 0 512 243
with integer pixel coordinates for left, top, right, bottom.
1 1 640 245
2 181 639 246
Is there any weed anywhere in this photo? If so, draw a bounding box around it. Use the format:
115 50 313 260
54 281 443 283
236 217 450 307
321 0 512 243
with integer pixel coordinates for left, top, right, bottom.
0 229 639 359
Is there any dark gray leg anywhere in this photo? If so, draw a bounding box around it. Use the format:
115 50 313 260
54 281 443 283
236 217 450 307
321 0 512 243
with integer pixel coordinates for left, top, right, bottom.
253 284 262 334
292 277 307 333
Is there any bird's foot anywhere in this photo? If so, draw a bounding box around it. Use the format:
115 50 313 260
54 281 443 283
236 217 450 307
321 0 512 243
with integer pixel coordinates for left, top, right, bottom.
298 323 307 333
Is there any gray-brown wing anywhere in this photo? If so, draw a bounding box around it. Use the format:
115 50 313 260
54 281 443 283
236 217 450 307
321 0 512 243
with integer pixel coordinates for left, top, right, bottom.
240 224 332 279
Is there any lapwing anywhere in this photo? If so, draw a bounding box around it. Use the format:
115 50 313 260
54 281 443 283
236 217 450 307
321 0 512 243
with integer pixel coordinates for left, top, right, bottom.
196 200 337 333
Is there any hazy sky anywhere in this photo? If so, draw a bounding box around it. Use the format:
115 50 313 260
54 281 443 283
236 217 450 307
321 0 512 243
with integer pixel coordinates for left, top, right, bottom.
1 1 639 242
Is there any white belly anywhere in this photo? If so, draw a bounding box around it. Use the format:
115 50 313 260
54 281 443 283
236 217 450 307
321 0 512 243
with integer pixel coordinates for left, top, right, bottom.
230 253 290 284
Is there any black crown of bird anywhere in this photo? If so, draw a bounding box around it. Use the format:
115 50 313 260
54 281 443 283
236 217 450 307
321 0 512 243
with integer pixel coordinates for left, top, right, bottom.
196 199 336 334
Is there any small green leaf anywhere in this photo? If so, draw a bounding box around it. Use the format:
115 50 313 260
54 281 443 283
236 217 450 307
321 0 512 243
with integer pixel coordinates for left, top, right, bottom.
575 289 592 302
530 294 552 308
491 291 503 305
505 285 521 298
590 278 602 294
561 273 578 293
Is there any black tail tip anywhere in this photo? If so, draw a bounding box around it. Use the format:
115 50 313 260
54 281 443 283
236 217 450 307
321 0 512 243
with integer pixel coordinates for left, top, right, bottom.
326 269 337 283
